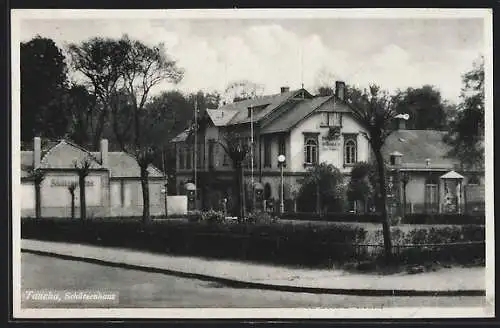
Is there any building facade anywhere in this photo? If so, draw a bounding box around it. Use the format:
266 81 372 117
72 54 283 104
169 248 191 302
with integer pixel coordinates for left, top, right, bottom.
172 82 484 215
20 137 171 217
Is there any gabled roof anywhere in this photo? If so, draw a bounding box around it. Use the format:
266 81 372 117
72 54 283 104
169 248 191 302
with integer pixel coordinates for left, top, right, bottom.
260 96 332 134
222 89 308 125
21 139 163 179
206 109 239 126
440 170 465 179
40 140 102 169
383 130 460 170
94 152 164 178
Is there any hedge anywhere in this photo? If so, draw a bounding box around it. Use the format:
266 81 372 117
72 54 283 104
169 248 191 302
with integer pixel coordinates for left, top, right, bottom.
21 217 485 268
279 212 383 223
401 213 485 225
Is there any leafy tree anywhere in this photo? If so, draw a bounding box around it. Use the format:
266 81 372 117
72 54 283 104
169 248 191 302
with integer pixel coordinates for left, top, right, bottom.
346 84 400 261
223 80 265 103
64 83 96 146
347 162 374 213
444 56 485 169
21 36 69 141
297 162 345 215
74 157 92 221
70 35 184 223
391 85 447 130
217 132 251 218
316 86 334 97
118 36 184 223
67 36 130 149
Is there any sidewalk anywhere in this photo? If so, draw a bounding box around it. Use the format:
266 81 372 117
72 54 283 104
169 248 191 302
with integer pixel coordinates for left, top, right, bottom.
21 239 485 296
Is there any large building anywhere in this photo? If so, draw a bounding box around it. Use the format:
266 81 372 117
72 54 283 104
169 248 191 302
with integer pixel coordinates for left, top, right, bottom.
20 137 168 217
171 81 484 214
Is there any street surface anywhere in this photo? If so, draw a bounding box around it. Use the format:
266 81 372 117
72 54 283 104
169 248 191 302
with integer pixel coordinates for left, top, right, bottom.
21 253 485 308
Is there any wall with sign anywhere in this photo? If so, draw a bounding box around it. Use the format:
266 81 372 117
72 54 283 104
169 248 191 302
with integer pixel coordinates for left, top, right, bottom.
41 172 103 208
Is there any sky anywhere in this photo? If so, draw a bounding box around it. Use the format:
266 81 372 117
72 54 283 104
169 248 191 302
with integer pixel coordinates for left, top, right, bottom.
19 13 486 104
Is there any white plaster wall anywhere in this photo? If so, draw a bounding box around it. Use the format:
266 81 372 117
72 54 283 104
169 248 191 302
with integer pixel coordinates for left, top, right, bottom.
21 181 35 210
290 112 369 173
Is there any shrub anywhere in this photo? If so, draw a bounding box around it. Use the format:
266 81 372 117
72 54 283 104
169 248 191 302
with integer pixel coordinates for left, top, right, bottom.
402 213 484 225
200 210 226 223
280 212 382 223
242 212 279 224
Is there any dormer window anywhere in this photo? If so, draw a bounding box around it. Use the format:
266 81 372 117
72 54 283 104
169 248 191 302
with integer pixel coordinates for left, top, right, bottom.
321 112 342 127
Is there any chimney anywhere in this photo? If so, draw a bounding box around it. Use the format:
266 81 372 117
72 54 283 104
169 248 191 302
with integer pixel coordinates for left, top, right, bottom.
100 139 109 168
335 81 345 101
280 86 290 94
34 137 41 169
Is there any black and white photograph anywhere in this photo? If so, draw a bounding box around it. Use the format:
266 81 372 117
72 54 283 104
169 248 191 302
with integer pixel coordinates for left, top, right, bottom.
11 8 494 319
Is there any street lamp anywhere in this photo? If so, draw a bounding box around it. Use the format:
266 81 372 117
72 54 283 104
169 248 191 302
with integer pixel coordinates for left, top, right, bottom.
277 154 286 215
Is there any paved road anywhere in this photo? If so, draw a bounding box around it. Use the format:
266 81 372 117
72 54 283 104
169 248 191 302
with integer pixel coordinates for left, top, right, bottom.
21 253 485 308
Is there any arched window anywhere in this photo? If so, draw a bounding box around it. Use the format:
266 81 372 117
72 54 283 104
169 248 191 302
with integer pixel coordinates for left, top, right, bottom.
264 183 272 200
304 138 318 164
344 139 357 165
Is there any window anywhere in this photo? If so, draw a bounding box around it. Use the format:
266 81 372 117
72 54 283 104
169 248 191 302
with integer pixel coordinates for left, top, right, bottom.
185 146 192 170
178 146 185 169
344 137 357 165
278 135 286 159
322 112 342 127
264 137 272 168
196 141 203 168
264 183 272 200
208 141 215 168
425 175 439 213
304 138 318 165
222 150 230 166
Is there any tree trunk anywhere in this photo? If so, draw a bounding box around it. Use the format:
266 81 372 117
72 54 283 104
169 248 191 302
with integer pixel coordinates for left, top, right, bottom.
316 183 321 216
374 150 393 261
79 176 86 221
240 165 246 219
140 167 150 224
70 192 75 219
35 183 41 219
232 163 241 217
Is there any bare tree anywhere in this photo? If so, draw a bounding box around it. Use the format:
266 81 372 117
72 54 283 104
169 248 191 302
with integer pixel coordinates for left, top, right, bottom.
346 85 399 261
28 168 45 219
74 157 92 220
67 182 77 219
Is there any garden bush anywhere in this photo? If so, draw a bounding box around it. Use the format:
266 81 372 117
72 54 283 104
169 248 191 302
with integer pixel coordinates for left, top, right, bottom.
21 216 485 268
279 212 382 223
401 213 485 225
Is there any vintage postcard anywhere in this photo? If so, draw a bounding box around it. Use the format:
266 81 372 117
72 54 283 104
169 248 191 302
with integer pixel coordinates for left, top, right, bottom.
11 8 494 319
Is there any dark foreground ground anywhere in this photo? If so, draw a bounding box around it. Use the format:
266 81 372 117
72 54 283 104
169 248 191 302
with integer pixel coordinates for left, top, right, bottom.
21 253 485 308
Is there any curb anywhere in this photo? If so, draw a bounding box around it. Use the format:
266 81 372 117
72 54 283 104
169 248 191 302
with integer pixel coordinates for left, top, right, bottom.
22 248 486 297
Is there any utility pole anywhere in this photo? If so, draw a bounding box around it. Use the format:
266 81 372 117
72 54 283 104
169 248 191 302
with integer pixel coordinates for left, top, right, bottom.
162 148 168 218
193 98 198 210
250 106 254 213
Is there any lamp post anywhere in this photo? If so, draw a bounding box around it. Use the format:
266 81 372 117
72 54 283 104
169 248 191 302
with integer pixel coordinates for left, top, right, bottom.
277 154 286 215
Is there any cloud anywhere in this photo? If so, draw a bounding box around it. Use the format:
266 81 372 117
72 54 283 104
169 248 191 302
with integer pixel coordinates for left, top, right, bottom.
19 18 484 103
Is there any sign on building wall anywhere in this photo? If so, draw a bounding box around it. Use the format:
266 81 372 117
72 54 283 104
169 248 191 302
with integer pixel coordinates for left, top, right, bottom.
42 175 102 207
321 137 341 151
